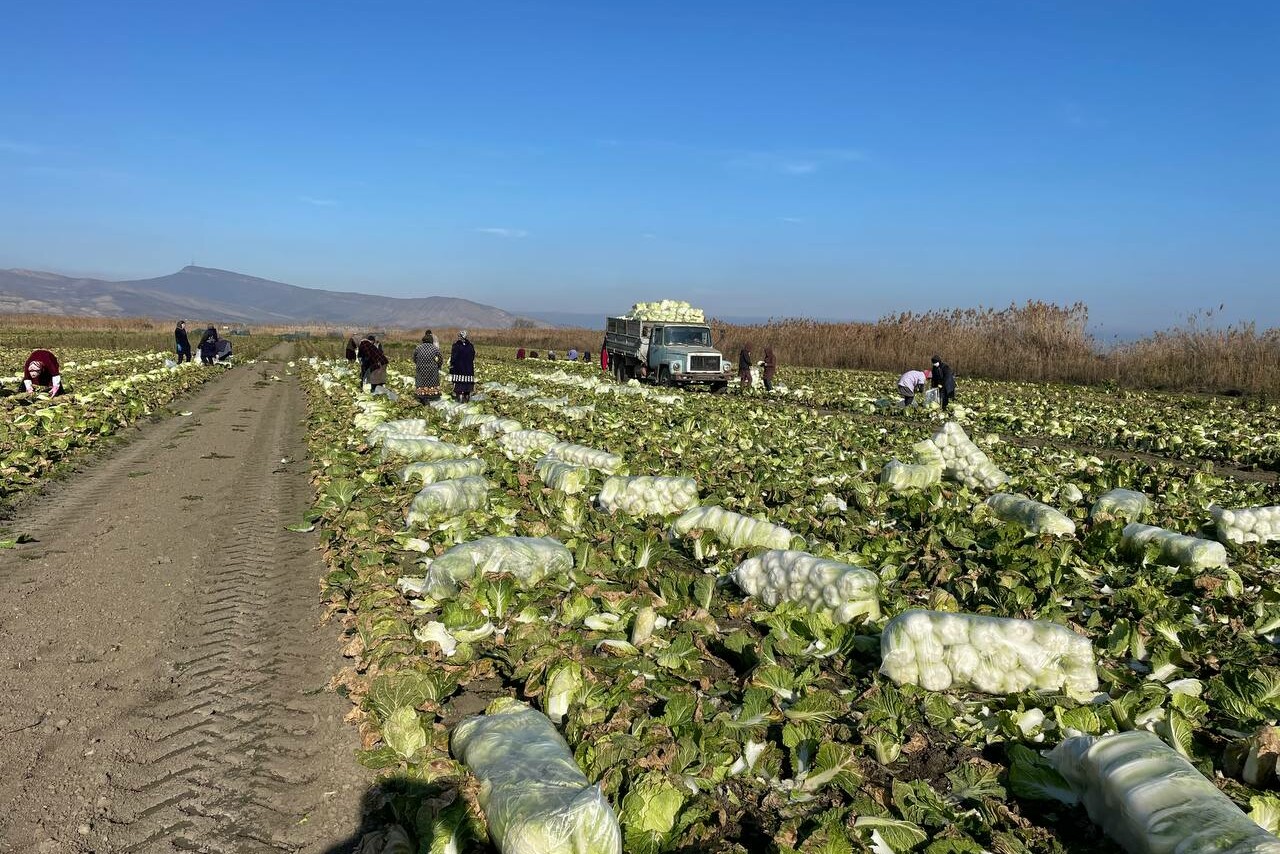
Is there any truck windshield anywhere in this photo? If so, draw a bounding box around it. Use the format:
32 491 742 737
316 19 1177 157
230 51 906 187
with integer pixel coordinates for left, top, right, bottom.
664 326 711 346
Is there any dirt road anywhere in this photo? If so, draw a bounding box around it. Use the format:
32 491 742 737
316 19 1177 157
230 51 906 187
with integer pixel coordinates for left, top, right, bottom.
0 347 371 853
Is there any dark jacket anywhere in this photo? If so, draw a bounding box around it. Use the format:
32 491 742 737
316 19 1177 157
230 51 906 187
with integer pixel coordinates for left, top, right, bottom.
449 338 476 379
931 361 956 394
175 325 190 351
344 337 358 361
738 349 752 371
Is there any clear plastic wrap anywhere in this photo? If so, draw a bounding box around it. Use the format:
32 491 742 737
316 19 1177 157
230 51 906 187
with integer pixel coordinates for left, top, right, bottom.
415 536 573 601
380 436 471 463
535 456 593 495
366 419 433 445
731 550 881 623
1050 731 1280 854
880 459 943 492
400 457 488 485
929 422 1009 490
547 441 624 474
597 475 699 516
1211 504 1280 545
405 476 491 526
1089 488 1152 522
670 505 794 551
880 610 1097 695
479 418 524 439
1122 523 1229 569
986 493 1076 536
498 429 559 460
451 698 622 854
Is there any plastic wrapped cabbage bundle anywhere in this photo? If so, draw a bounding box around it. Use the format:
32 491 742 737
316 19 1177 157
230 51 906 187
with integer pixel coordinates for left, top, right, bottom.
670 505 794 551
400 457 487 485
880 459 943 492
547 442 624 474
598 475 699 516
1089 488 1152 522
430 399 480 419
459 412 498 430
535 456 593 495
930 422 1009 490
499 429 559 460
561 404 594 420
986 493 1076 536
1050 731 1280 854
451 698 622 854
418 536 573 601
731 550 881 623
1211 504 1280 545
880 610 1098 695
912 439 945 468
479 418 523 439
405 476 491 526
367 419 433 445
380 435 471 463
1122 523 1228 569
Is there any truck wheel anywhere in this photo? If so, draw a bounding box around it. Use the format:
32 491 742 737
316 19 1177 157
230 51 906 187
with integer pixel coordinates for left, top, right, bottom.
710 382 728 394
657 367 673 387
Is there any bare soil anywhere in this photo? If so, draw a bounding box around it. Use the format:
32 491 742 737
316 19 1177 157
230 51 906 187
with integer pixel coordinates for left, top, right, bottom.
0 347 372 853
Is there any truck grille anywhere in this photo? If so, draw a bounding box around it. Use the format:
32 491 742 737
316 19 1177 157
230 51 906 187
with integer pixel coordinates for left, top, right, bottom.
689 355 720 373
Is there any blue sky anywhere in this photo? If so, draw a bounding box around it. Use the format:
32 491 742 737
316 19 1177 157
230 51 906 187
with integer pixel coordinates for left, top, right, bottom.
1 1 1276 336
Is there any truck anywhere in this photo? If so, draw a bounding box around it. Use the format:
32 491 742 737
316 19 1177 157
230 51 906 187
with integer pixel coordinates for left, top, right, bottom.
604 302 735 392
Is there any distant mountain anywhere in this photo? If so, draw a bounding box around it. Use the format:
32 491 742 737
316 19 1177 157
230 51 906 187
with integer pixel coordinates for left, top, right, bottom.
0 266 549 329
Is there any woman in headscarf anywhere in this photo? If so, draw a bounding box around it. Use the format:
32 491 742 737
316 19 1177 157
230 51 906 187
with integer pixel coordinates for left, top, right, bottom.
413 330 443 403
449 330 476 402
357 334 388 393
344 334 358 363
738 344 752 390
198 326 219 365
21 349 64 396
762 346 777 392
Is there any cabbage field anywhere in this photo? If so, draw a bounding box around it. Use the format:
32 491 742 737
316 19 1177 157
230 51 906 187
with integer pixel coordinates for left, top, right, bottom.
296 354 1279 854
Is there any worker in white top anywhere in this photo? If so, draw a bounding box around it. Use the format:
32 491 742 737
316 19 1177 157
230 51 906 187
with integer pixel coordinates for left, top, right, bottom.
897 369 927 406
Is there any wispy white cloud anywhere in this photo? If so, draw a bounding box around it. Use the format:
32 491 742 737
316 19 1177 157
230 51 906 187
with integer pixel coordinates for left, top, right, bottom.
300 195 338 206
779 216 805 224
726 147 867 176
476 227 528 238
0 139 41 155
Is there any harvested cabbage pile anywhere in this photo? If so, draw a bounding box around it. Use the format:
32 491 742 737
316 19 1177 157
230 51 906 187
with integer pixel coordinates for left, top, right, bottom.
985 493 1076 536
479 418 523 439
547 441 624 474
598 475 699 517
366 418 432 444
451 698 622 854
1211 504 1280 545
458 412 499 430
880 610 1098 695
880 459 943 492
405 476 491 526
731 550 881 623
400 457 487 485
411 535 573 601
625 299 704 323
1050 731 1280 854
534 456 593 495
1122 522 1229 569
380 435 471 463
670 505 794 551
930 422 1009 490
1089 488 1152 522
499 429 559 460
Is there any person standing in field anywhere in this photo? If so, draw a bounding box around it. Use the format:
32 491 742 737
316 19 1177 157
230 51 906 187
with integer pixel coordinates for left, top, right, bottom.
762 346 777 392
414 330 443 403
357 334 388 393
174 320 191 364
344 334 358 364
600 339 609 373
516 347 526 360
930 355 957 410
449 330 476 402
897 368 927 405
738 344 752 390
198 326 219 365
20 349 65 396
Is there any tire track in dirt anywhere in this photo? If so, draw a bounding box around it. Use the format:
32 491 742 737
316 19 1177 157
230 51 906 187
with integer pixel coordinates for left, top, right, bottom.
0 347 370 853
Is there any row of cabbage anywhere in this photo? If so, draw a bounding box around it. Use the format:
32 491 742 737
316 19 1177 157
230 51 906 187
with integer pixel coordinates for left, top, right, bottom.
299 356 1280 854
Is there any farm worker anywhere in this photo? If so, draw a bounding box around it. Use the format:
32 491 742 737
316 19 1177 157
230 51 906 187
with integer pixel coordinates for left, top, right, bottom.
174 320 192 364
198 326 219 365
414 330 443 403
547 350 558 361
930 356 957 410
214 338 233 363
357 334 388 393
449 330 477 402
583 350 591 364
762 347 777 392
897 369 927 405
567 348 578 361
344 334 358 364
738 345 752 389
21 350 64 396
529 350 539 359
516 347 526 360
600 339 609 372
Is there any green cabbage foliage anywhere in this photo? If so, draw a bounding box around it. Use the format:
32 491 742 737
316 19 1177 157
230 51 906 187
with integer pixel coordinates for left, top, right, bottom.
451 698 622 854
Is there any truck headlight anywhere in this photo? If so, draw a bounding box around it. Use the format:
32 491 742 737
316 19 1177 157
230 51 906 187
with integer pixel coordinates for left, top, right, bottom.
670 360 682 373
722 361 732 372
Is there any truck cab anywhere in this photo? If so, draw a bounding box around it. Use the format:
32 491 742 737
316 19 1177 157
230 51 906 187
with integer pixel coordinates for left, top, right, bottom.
605 316 734 391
